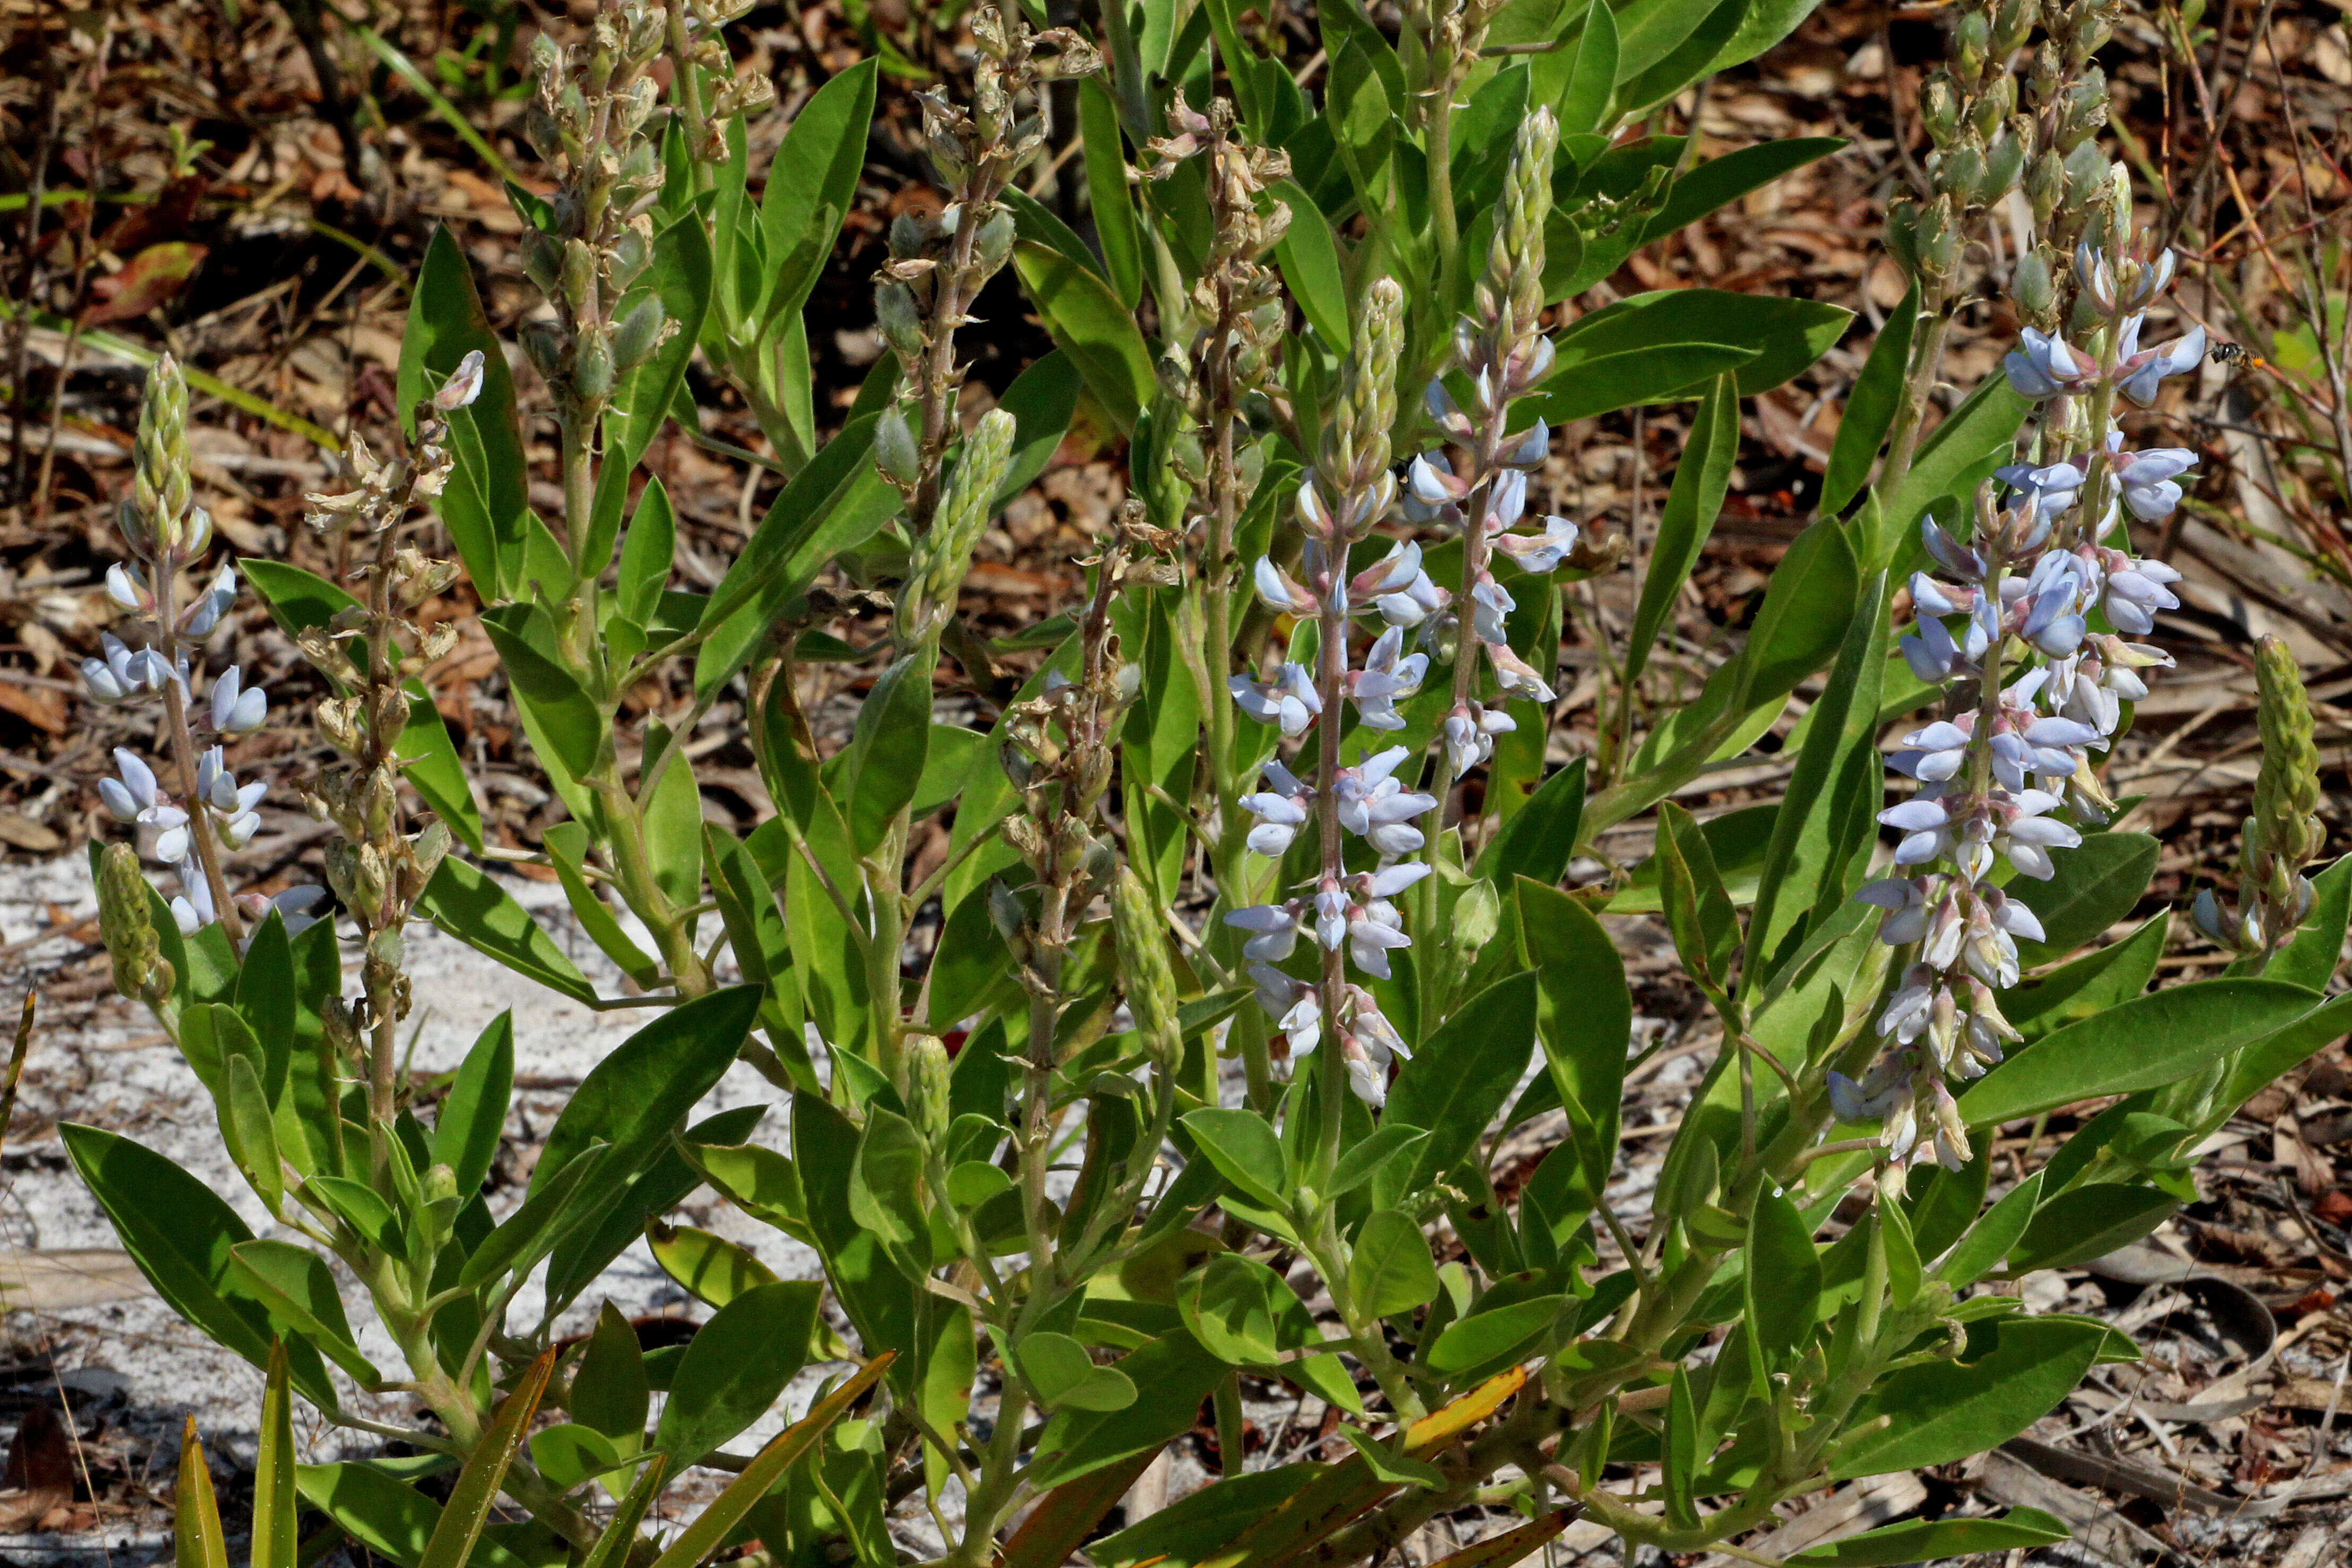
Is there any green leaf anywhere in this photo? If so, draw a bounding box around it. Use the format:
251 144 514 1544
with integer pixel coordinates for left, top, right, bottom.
1789 1508 2069 1566
1520 342 1756 425
398 228 530 599
1517 880 1629 1215
615 476 675 629
1746 1187 1821 1355
227 1240 380 1386
572 1301 651 1443
240 559 484 851
1555 2 1619 134
1019 1330 1140 1411
479 602 602 782
1958 980 2320 1125
61 1123 337 1411
535 986 763 1195
1832 1317 2107 1477
1613 0 1737 79
457 1144 610 1289
415 858 598 1006
541 820 662 985
653 1280 820 1462
1330 1124 1430 1197
2003 913 2166 1041
1618 0 1751 113
2267 853 2352 991
650 1223 779 1307
758 59 878 323
1179 1255 1284 1364
295 1462 530 1568
1657 801 1740 995
695 413 901 698
1642 139 1844 245
848 1107 930 1255
418 1351 555 1568
224 1053 284 1212
1474 756 1587 889
1533 290 1850 406
1626 374 1739 685
840 650 936 855
1387 973 1541 1192
2008 1184 2179 1272
1425 1293 1566 1377
431 1011 511 1199
1012 241 1154 433
1090 1468 1321 1568
2222 991 2352 1113
1821 281 1919 515
1028 1331 1231 1488
1181 1108 1290 1211
1936 1169 2042 1289
1744 571 1889 988
1268 177 1347 348
1338 1427 1447 1489
584 213 711 569
1079 77 1143 307
1350 1210 1442 1318
2010 832 2159 964
994 352 1085 505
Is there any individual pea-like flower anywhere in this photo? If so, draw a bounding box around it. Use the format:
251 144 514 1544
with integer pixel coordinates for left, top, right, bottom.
2114 447 2196 521
1238 760 1313 857
1250 962 1322 1053
1225 902 1302 962
169 856 215 935
1230 663 1322 735
1347 624 1428 731
2003 327 2095 398
1345 896 1411 978
1995 459 2086 520
1856 876 1931 944
1899 612 1963 683
179 565 239 638
1879 791 1954 868
100 749 191 863
1331 747 1438 856
80 632 172 705
1358 541 1449 627
1496 418 1550 469
1470 577 1513 645
2098 552 2182 636
1253 555 1318 617
1406 452 1468 510
1486 639 1557 702
1442 702 1516 774
1989 789 2080 879
209 666 267 734
105 562 152 613
1339 989 1410 1104
434 349 487 411
2116 323 2206 406
1491 514 1585 572
2016 555 2089 657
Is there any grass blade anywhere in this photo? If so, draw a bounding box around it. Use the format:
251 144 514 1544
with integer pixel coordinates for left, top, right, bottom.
646 1353 894 1568
354 27 520 185
416 1349 558 1568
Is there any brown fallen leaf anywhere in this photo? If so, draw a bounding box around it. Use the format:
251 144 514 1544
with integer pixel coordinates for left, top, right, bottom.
81 242 208 327
0 679 68 735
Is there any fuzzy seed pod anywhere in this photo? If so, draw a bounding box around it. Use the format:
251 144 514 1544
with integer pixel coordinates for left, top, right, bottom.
1111 869 1182 1072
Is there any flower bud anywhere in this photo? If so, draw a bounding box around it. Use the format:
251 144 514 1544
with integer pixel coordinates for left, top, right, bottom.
2011 246 2056 320
876 281 925 359
97 842 170 1005
611 294 669 372
1112 870 1182 1072
574 329 615 401
875 404 920 487
560 238 598 314
905 1034 952 1143
974 208 1017 276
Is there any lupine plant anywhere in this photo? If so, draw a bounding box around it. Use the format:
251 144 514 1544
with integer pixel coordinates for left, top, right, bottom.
65 1 2351 1565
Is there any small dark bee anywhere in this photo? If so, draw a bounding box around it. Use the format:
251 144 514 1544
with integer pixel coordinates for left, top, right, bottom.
2209 340 2260 369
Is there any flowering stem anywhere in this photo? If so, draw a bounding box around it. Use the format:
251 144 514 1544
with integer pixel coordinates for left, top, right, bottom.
152 573 243 946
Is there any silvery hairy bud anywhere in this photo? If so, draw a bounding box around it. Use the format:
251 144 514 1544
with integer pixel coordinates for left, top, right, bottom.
987 877 1032 959
2011 246 2056 319
1953 8 1990 75
560 239 597 315
1969 74 2015 138
575 329 616 401
363 765 400 839
1917 197 1961 285
875 405 920 487
1979 132 2025 201
609 219 655 294
408 822 454 893
974 208 1017 276
521 230 563 294
1111 869 1182 1072
905 1034 952 1143
876 281 925 358
1934 140 1984 205
611 294 669 372
1994 0 2037 53
520 320 568 382
2026 149 2066 225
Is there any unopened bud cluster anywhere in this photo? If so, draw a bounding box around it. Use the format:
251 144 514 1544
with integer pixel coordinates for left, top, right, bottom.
2196 637 2327 956
897 408 1016 644
662 0 775 161
1894 0 2127 325
516 2 679 429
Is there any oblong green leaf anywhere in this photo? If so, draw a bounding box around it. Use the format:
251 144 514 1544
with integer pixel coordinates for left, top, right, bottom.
1833 1318 2106 1477
1958 980 2320 1125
